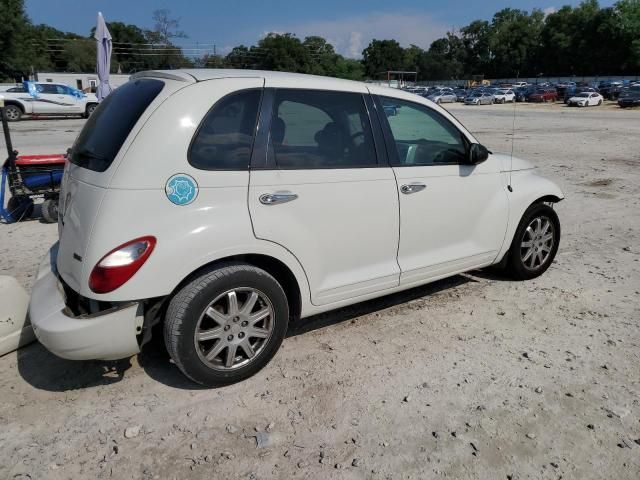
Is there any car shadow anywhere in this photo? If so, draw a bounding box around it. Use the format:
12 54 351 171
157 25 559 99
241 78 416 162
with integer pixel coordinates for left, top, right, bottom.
15 337 133 392
140 274 474 390
16 273 481 392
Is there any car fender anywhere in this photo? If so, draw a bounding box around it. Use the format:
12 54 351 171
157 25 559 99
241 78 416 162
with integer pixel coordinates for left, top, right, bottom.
3 98 31 114
496 168 564 263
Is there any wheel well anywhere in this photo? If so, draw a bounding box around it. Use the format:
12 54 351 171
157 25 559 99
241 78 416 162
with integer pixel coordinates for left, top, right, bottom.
4 101 24 112
533 194 563 206
172 254 303 323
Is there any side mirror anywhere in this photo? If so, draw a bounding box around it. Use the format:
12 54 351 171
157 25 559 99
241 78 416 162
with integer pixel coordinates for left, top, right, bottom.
468 143 489 164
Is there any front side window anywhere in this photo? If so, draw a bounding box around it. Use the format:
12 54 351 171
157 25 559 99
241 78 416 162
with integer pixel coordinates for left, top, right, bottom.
270 89 377 169
189 89 261 170
380 96 467 166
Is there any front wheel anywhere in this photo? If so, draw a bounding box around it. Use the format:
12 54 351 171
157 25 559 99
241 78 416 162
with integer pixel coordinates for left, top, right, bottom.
506 203 560 280
164 263 289 387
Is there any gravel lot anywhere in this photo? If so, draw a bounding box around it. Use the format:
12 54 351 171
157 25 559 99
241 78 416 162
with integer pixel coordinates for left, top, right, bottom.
1 102 639 480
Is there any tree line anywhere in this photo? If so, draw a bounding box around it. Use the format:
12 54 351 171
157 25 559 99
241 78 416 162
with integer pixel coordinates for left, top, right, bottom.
1 0 639 83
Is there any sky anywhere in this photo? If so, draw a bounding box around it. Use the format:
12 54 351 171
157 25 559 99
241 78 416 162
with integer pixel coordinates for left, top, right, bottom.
25 0 616 58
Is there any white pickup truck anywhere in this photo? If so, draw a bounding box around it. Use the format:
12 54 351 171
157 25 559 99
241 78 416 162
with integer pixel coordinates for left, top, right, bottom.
0 83 99 121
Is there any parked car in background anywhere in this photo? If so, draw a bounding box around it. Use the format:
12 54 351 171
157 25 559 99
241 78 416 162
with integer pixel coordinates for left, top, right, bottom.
618 86 640 108
515 87 535 102
0 83 99 121
528 89 558 103
567 92 604 107
27 69 564 386
597 81 624 100
513 81 528 88
493 89 516 103
465 92 494 105
563 87 596 104
453 88 468 102
427 90 457 104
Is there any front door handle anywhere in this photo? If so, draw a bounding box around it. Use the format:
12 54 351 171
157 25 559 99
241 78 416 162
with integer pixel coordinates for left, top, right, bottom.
400 183 426 194
259 192 298 205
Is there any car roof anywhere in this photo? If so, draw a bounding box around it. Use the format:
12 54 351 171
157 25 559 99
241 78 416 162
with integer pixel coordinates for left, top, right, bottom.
132 68 365 91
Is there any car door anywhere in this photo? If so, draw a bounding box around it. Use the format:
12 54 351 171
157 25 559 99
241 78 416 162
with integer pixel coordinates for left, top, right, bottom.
58 85 84 113
374 94 509 287
248 87 400 306
32 84 61 113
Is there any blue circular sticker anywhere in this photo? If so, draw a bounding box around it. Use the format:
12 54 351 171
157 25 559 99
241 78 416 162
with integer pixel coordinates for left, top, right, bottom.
165 174 198 206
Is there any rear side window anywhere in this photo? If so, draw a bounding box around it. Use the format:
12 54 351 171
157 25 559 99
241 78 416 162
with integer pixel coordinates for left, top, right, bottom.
69 79 164 172
189 89 261 170
270 89 377 169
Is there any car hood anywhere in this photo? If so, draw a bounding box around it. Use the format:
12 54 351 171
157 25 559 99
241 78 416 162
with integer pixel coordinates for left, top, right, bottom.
492 153 536 172
569 96 588 101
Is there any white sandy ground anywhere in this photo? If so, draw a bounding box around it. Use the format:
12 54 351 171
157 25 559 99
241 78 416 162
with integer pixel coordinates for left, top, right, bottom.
0 101 638 480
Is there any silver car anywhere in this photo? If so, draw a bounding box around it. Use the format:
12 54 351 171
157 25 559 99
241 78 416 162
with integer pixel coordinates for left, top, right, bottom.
464 92 494 105
427 91 457 104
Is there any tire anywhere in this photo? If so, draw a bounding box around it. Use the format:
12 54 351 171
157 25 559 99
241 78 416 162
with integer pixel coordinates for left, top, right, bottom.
84 103 98 118
597 100 602 106
6 196 34 221
3 105 22 122
41 199 58 223
506 203 560 280
164 263 289 387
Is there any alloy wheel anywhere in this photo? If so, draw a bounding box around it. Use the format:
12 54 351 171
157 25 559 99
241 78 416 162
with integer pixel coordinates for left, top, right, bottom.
4 106 20 120
520 216 555 271
194 288 274 371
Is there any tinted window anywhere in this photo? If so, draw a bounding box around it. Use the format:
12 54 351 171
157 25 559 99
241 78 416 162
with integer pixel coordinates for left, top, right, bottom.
6 87 25 93
70 79 164 172
380 96 467 166
39 84 58 94
189 89 261 170
270 89 376 169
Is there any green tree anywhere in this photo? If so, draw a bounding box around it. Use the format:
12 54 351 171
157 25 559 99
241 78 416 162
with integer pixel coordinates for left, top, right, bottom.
614 0 640 71
460 20 491 75
361 39 404 78
0 0 34 79
255 33 313 73
488 8 545 78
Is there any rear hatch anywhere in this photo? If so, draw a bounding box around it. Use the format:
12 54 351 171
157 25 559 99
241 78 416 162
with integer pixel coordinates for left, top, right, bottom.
57 73 193 293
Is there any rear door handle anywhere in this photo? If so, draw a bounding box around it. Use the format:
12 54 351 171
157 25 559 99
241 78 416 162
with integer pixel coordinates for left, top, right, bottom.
400 183 426 194
259 192 298 205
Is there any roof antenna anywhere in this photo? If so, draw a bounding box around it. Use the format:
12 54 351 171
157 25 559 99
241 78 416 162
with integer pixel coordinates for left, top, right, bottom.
508 71 518 193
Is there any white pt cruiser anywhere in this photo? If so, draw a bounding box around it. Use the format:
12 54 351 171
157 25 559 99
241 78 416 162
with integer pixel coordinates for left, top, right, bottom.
29 70 564 386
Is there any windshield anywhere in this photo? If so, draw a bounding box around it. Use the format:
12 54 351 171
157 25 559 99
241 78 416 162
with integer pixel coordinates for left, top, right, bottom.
576 93 590 98
69 78 164 172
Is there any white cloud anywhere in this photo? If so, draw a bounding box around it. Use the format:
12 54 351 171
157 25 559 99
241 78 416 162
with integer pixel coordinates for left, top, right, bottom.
543 6 558 16
264 12 449 58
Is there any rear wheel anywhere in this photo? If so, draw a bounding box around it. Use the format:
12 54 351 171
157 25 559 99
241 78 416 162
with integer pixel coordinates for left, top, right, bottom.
84 103 98 118
164 263 289 387
41 199 58 223
3 105 22 122
507 203 560 280
6 196 34 221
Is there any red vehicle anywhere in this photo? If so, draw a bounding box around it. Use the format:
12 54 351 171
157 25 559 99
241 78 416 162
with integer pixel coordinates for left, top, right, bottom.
528 88 558 103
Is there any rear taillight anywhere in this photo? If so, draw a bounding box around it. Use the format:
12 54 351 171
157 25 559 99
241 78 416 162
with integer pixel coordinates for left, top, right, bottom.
89 236 156 294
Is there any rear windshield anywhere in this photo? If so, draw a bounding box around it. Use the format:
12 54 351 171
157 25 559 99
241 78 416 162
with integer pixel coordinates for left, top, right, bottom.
69 78 164 172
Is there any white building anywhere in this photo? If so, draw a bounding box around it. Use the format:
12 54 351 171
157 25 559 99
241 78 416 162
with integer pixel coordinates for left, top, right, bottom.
33 72 130 92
